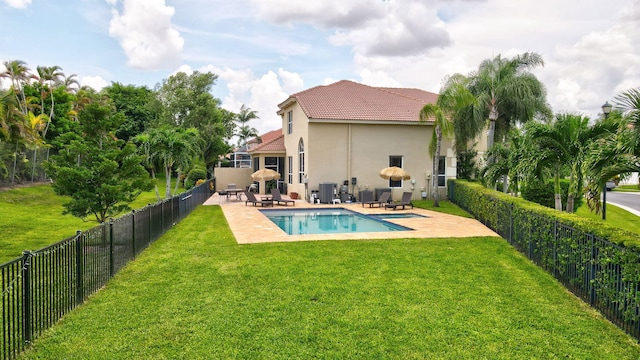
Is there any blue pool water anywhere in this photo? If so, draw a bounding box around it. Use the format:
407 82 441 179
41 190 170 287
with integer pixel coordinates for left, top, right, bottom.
369 213 427 219
260 208 413 235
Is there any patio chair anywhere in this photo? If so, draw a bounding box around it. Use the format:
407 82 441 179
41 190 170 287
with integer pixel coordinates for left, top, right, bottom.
385 191 414 210
271 188 295 206
245 191 273 207
362 191 391 208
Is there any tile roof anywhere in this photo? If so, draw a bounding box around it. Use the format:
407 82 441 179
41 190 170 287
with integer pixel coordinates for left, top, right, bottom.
247 129 281 147
249 133 285 153
278 80 438 122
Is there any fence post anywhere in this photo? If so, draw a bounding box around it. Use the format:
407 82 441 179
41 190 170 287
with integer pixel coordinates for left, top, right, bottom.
22 250 33 345
131 210 136 259
75 230 83 306
589 234 596 306
109 219 115 278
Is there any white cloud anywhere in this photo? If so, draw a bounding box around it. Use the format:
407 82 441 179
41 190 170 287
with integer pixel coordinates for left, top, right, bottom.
81 75 109 91
4 0 31 9
251 0 385 29
540 1 640 117
202 65 305 135
255 0 449 58
108 0 184 70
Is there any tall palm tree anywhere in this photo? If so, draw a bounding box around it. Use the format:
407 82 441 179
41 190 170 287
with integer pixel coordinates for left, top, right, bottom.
420 76 476 206
1 60 34 115
57 73 80 94
36 65 63 138
235 104 259 147
465 52 550 157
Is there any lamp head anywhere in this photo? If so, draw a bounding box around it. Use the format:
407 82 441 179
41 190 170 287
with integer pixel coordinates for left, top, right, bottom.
601 101 612 116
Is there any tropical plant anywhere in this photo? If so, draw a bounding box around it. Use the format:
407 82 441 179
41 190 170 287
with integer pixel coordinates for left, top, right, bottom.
235 104 259 147
464 52 550 157
584 87 640 213
44 101 153 222
482 128 528 195
420 75 475 206
144 126 201 198
526 113 619 212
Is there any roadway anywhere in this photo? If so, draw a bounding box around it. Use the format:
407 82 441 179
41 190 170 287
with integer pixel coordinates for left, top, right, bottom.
606 191 640 216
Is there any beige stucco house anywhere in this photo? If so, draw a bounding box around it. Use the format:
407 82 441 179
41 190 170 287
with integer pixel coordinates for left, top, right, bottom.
267 80 459 202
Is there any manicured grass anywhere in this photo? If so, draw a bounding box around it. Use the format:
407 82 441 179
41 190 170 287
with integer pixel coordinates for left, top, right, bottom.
20 206 640 359
614 184 640 192
0 176 185 264
576 203 640 235
413 199 474 218
0 185 93 263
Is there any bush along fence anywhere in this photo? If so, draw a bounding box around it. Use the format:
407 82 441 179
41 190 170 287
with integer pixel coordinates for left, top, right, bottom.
448 180 640 342
0 180 213 360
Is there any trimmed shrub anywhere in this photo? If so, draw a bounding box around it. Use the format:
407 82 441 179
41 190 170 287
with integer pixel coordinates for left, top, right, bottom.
521 179 583 212
185 167 207 189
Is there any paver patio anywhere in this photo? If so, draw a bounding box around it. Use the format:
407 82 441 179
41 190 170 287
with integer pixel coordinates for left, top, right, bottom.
204 193 499 244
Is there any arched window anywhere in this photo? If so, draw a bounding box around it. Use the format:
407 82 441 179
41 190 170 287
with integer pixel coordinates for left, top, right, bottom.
298 139 305 183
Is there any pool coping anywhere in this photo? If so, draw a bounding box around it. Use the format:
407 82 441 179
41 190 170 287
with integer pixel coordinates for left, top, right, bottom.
204 193 499 244
259 207 414 234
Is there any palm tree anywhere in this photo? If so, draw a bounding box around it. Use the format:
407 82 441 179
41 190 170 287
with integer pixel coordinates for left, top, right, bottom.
526 113 618 212
420 76 475 206
584 87 640 213
235 104 259 147
1 60 34 115
482 129 529 195
133 133 161 201
465 52 550 157
36 65 63 138
146 126 201 198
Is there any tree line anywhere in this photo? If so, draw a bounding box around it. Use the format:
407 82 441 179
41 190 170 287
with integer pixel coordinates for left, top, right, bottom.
426 52 640 214
0 60 259 222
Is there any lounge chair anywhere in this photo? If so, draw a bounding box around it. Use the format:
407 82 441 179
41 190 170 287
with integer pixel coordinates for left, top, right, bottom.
245 191 273 207
362 191 391 208
270 188 295 206
385 191 414 210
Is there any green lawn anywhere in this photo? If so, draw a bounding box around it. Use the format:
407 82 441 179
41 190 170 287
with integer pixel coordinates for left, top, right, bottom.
0 185 92 263
614 184 640 192
0 176 184 264
20 206 640 359
576 203 640 235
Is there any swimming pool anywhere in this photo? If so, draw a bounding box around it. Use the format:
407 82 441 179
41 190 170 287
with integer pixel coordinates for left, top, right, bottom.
259 208 413 235
369 213 427 219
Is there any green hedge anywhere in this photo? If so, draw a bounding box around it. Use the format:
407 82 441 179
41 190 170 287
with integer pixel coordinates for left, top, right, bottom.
521 179 583 212
449 180 638 249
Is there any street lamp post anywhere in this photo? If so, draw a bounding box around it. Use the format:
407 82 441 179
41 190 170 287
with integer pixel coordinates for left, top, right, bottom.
601 101 612 220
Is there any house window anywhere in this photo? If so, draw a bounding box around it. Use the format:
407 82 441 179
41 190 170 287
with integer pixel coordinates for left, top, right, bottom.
287 111 293 134
253 157 259 172
389 156 403 188
438 156 446 187
288 156 293 184
298 139 305 183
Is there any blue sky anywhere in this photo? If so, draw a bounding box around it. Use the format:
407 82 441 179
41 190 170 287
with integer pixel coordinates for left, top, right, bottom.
2 0 639 134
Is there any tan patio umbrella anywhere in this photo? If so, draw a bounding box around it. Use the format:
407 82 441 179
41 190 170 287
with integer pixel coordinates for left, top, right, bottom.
251 168 281 181
379 166 410 201
379 166 411 181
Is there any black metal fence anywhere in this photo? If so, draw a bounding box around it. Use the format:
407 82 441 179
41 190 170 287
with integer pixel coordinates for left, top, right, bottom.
449 181 640 341
0 180 212 360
